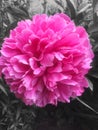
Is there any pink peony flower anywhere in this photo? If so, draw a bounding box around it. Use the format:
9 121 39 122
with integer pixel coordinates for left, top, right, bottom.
0 13 94 107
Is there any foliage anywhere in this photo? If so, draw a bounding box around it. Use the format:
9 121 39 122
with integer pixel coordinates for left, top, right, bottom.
0 0 98 130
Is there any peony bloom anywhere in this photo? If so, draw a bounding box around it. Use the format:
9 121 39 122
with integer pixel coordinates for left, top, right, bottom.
0 13 94 107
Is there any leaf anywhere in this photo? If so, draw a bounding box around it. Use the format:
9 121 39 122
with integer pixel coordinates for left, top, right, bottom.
28 0 44 17
5 21 18 37
77 2 92 15
93 44 98 52
88 24 98 40
89 71 98 79
0 12 3 30
89 25 98 33
0 84 8 96
93 0 98 15
87 78 93 91
76 97 98 114
66 0 76 19
7 12 15 24
70 0 78 9
16 106 22 120
93 0 98 25
6 6 29 19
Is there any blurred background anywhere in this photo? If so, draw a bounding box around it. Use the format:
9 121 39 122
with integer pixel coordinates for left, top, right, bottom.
0 0 98 130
